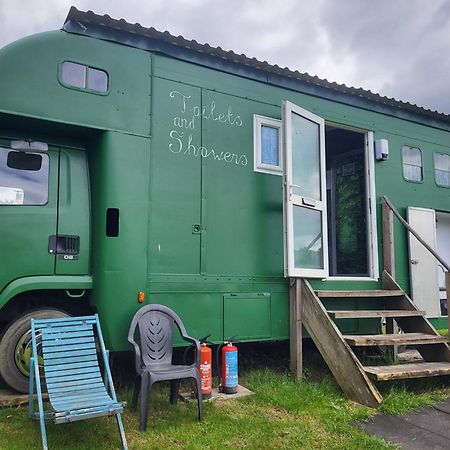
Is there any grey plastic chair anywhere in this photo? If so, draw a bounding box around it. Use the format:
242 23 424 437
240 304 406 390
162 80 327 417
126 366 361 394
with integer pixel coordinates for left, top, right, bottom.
128 304 203 431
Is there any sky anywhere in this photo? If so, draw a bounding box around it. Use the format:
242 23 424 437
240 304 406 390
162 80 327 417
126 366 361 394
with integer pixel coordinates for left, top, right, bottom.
1 0 449 114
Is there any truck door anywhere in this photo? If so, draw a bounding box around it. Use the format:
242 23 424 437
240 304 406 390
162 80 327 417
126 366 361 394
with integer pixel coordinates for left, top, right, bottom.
0 140 58 292
54 147 90 275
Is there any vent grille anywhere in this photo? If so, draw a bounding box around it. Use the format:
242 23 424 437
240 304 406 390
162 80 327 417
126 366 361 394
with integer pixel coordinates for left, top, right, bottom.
48 235 80 255
65 236 79 254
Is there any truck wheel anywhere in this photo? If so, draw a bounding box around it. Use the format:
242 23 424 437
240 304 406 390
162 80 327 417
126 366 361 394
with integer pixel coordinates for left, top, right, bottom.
0 309 69 393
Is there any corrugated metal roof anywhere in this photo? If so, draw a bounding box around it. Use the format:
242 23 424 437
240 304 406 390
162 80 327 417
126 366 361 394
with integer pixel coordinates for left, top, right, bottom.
63 7 450 129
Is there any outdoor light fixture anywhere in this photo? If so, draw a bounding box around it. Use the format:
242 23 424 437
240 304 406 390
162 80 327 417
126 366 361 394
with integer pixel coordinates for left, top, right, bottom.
375 139 389 161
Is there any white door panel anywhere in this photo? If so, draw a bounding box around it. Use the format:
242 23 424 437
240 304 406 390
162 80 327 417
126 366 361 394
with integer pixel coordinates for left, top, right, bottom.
407 207 440 316
283 101 328 278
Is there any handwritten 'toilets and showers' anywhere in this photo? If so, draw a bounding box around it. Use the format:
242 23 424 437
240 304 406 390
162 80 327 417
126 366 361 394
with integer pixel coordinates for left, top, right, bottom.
168 90 248 167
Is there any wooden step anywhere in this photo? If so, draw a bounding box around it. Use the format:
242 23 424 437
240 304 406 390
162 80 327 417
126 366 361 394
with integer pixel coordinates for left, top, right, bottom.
315 289 404 298
344 332 448 346
328 310 425 319
364 362 450 381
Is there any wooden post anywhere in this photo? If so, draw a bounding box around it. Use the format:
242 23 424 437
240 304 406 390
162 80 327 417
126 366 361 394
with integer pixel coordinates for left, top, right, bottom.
290 278 302 381
385 317 399 362
382 199 397 360
382 199 395 278
446 272 450 344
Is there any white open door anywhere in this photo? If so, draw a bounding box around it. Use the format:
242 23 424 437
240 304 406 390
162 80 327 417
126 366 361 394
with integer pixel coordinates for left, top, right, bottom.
407 207 440 316
283 101 328 278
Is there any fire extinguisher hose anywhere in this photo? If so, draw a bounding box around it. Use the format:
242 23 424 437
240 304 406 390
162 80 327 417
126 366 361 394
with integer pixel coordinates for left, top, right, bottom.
183 333 212 365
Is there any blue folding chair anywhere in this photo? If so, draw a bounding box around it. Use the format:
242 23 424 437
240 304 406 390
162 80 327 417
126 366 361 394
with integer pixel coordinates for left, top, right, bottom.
28 314 127 450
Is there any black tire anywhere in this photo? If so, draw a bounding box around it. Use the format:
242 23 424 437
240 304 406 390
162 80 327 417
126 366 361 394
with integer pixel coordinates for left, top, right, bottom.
0 308 69 393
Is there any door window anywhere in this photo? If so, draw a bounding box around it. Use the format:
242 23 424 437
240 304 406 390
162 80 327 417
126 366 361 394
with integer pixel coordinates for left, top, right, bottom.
283 101 328 278
0 148 49 205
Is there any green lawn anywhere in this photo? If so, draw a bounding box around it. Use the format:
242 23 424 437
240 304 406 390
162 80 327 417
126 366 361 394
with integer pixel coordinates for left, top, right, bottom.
1 343 449 449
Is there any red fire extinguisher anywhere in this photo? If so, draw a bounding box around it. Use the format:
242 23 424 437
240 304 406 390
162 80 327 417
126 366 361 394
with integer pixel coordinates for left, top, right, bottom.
217 337 238 394
185 334 213 399
198 336 212 399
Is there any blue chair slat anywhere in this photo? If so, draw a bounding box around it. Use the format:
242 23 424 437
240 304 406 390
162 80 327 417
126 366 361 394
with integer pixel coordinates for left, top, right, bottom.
50 393 114 409
44 349 96 360
46 373 101 386
29 314 127 449
39 329 94 340
43 336 96 347
43 344 96 357
54 404 124 424
45 372 99 385
43 354 98 367
50 396 116 409
33 315 97 324
49 388 111 401
39 323 94 333
45 361 100 380
42 348 97 359
48 381 106 395
50 395 115 414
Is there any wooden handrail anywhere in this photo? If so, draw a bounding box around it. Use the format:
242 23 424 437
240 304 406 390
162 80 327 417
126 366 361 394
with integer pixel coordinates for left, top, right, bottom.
382 196 450 339
383 196 450 272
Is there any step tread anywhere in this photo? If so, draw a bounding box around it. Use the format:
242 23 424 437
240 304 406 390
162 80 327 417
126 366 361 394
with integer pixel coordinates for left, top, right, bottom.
364 362 450 381
328 310 425 319
344 332 447 346
315 289 404 298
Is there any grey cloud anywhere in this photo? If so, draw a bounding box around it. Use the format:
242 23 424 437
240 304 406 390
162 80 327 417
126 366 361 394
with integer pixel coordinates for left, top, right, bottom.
0 0 449 113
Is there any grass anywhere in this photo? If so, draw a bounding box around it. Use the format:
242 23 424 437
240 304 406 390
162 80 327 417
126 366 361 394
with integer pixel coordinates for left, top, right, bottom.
0 342 449 449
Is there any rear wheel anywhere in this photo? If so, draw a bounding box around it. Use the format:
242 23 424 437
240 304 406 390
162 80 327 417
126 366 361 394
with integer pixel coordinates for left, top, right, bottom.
0 309 69 393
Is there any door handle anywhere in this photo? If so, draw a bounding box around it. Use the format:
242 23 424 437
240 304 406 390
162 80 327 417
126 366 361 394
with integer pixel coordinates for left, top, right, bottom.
302 198 316 207
411 259 419 265
48 235 80 255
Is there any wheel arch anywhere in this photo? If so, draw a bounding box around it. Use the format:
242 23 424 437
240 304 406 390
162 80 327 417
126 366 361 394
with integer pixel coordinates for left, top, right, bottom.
0 275 93 326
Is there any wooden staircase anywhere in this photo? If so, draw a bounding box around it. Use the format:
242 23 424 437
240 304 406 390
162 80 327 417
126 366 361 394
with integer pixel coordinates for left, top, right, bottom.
295 270 450 407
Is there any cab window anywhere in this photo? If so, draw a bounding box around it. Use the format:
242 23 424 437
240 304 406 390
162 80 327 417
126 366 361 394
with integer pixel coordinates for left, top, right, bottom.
0 148 49 205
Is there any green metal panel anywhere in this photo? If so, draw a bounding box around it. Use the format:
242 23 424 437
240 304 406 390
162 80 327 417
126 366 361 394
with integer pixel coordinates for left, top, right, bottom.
201 90 284 276
146 293 223 344
56 148 90 274
149 78 202 275
223 293 271 340
0 32 151 136
88 132 150 349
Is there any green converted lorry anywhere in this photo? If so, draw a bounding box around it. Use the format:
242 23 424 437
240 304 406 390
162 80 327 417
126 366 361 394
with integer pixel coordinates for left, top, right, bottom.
0 7 449 393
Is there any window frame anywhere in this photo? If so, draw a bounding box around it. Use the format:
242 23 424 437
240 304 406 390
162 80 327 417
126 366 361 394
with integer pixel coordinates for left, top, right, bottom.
402 145 423 183
59 60 110 95
253 115 282 175
434 152 450 188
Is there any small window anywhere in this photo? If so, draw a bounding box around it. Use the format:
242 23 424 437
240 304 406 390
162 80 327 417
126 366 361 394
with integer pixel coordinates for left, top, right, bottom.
0 147 49 205
61 62 86 89
61 61 108 93
87 67 108 92
254 115 282 175
402 146 423 182
434 153 450 187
